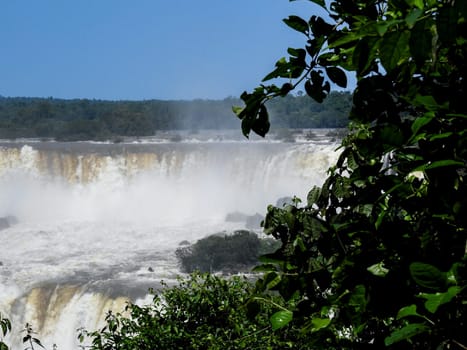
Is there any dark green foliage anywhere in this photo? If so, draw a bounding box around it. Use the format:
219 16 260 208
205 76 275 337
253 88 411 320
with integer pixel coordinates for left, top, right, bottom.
238 0 467 348
0 314 11 350
175 231 279 274
80 273 307 350
0 94 351 140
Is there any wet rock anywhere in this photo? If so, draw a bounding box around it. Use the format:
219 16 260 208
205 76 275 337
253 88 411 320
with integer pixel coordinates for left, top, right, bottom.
225 211 248 222
0 216 17 230
225 212 264 229
245 213 264 229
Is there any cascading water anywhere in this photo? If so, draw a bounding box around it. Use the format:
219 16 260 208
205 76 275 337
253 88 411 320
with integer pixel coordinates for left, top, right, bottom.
0 133 340 349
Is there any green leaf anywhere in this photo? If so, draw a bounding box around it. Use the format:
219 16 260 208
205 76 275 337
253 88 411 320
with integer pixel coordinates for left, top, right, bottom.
232 105 244 117
419 286 463 313
423 160 464 170
384 323 429 346
380 30 410 73
429 132 453 141
251 105 270 137
307 186 321 206
405 0 425 10
396 304 424 320
310 317 332 332
309 15 333 37
367 262 389 277
305 72 330 103
283 15 309 35
413 159 464 173
411 111 434 134
349 285 367 313
270 310 293 331
446 263 460 285
241 118 252 138
410 262 447 290
352 36 380 77
413 95 441 111
325 67 347 88
264 271 282 290
263 57 289 81
405 8 423 28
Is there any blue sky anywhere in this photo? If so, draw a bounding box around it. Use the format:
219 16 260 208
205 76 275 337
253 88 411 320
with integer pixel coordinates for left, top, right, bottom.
1 1 328 100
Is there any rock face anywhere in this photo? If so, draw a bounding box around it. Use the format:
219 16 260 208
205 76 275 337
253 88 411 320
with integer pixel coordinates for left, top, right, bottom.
175 230 261 274
0 216 17 231
225 212 264 229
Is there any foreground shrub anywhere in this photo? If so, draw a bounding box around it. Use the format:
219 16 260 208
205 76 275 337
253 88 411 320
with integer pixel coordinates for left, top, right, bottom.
80 273 306 350
235 0 467 348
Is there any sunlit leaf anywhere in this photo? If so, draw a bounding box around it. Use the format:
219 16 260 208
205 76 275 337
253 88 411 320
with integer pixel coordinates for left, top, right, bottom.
367 262 389 277
270 310 293 331
310 317 332 332
232 105 244 117
419 286 463 313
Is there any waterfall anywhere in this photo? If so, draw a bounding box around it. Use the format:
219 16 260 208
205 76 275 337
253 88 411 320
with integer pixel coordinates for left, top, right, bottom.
0 136 340 349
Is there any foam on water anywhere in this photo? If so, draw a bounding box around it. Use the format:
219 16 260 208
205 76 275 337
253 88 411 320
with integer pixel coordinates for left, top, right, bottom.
0 138 340 349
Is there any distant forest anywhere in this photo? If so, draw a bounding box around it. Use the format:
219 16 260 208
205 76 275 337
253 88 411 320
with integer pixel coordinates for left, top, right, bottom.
0 92 352 141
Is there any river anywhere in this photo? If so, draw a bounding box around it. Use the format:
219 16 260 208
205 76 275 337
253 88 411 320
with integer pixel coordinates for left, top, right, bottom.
0 130 340 349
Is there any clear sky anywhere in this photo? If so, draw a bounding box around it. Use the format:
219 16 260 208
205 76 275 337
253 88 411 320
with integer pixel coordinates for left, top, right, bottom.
0 0 328 101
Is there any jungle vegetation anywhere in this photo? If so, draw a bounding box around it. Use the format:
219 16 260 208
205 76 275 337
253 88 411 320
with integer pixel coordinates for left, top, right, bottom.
0 92 351 141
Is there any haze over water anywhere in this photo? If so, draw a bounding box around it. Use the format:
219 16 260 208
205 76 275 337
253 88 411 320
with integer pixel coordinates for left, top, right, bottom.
0 131 340 349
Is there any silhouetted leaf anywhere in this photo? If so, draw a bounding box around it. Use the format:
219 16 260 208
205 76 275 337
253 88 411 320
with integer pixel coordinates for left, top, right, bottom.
309 15 334 37
283 16 309 35
410 262 447 290
325 67 347 88
251 105 270 137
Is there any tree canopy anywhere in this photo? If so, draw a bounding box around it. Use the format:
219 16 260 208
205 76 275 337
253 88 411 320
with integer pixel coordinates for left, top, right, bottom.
0 93 351 141
235 0 466 348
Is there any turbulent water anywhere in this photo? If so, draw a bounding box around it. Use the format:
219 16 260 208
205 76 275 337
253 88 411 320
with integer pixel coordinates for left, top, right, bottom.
0 132 340 349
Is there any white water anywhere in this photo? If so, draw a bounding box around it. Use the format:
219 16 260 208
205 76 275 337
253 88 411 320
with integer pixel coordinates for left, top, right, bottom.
0 134 340 349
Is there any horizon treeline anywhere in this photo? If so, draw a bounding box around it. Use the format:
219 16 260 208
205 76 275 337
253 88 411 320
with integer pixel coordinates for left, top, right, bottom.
0 91 351 141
